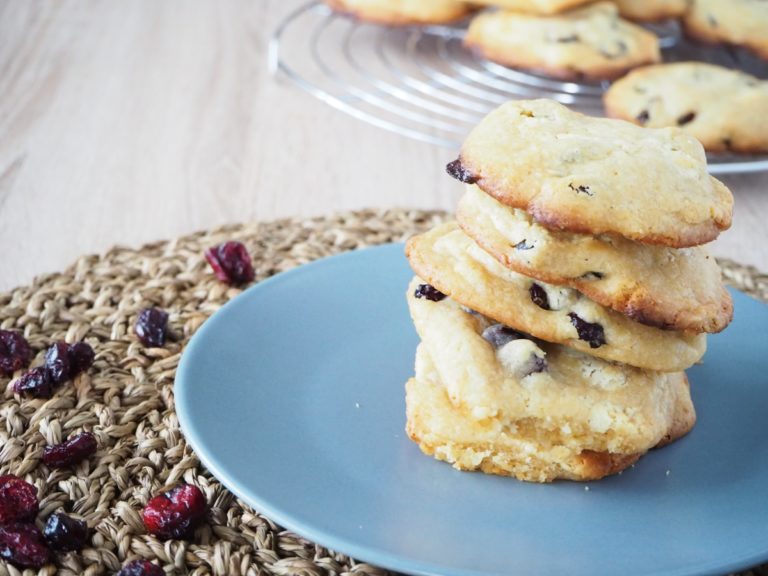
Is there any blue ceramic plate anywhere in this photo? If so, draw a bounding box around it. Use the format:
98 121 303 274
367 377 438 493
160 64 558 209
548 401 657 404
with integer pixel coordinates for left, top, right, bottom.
176 244 768 576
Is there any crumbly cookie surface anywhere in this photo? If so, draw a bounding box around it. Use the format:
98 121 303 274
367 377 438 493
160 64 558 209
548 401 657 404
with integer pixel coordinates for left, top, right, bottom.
467 0 596 16
456 185 733 333
612 0 687 22
405 290 695 482
323 0 474 25
464 2 660 80
406 224 706 371
683 0 768 60
456 99 733 247
604 62 768 153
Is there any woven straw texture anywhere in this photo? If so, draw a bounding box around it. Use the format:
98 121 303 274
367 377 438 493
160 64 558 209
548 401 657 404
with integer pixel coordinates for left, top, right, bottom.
1 209 767 576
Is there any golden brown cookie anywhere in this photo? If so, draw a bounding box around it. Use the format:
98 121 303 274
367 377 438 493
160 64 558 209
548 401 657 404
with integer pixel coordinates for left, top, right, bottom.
406 223 707 371
683 0 768 61
604 62 768 153
405 288 696 482
456 184 733 333
324 0 475 25
453 99 734 247
464 2 660 80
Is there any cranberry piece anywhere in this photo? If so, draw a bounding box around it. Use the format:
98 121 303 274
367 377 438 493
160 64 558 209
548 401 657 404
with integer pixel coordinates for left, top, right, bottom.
42 432 97 468
0 330 32 376
44 341 71 385
677 111 696 126
13 367 54 398
414 284 447 302
482 324 525 349
0 475 38 524
568 313 606 349
0 523 50 568
445 158 479 184
204 241 255 286
116 559 165 576
42 512 89 551
529 283 551 310
135 308 169 347
142 484 206 540
68 342 95 376
636 110 650 124
514 239 534 251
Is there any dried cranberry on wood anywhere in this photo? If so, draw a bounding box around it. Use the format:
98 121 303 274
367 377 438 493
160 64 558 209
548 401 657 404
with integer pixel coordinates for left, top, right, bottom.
13 367 54 398
0 475 38 524
44 341 71 385
0 523 50 569
135 308 169 348
117 559 166 576
43 512 89 551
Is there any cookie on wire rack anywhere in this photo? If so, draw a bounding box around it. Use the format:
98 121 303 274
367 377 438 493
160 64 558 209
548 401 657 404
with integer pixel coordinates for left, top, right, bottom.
405 281 696 483
464 2 660 80
604 62 768 153
455 184 733 333
323 0 475 25
406 223 707 371
453 99 733 247
683 0 768 60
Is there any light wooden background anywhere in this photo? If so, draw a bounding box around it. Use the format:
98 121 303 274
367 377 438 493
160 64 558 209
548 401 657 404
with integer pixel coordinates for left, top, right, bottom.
1 0 766 292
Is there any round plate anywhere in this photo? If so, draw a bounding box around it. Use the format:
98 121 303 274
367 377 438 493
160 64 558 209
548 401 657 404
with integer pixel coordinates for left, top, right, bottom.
176 244 768 576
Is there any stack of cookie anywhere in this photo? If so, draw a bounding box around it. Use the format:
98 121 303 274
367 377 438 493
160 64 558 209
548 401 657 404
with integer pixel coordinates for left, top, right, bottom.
404 99 734 483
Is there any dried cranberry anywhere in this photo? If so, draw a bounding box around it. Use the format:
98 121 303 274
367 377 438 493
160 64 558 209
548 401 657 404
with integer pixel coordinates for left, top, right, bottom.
514 239 534 251
204 241 255 286
0 523 50 568
414 284 446 302
0 475 38 524
529 283 550 310
135 308 169 348
44 341 71 385
636 110 650 124
482 324 525 348
13 367 54 398
43 512 89 551
116 559 166 576
522 354 548 376
68 342 95 376
568 313 606 349
0 330 32 376
142 484 207 540
445 158 479 184
42 432 97 468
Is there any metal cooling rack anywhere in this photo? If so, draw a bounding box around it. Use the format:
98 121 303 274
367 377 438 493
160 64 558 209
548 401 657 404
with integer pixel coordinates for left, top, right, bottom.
270 1 768 175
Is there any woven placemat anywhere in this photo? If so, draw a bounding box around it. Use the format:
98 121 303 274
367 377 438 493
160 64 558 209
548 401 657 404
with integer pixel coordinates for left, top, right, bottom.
1 209 766 576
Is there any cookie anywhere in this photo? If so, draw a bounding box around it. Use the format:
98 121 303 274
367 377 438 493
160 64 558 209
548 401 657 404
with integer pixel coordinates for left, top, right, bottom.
405 286 696 482
683 0 768 61
323 0 475 25
464 2 660 80
604 62 768 153
406 224 707 371
453 99 734 247
467 0 596 15
456 184 733 333
612 0 687 22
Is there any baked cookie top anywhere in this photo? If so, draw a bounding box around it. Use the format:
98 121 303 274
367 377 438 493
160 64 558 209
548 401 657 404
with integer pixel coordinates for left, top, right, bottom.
612 0 687 22
323 0 474 25
605 62 768 153
467 0 597 16
406 223 707 371
454 99 734 247
464 2 660 80
456 185 733 332
406 276 693 458
683 0 768 60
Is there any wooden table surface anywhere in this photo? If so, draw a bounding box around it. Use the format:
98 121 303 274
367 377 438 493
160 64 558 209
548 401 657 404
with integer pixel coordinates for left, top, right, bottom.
1 0 766 292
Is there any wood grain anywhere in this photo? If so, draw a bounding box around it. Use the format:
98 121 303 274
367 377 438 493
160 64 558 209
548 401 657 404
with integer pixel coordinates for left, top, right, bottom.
0 0 766 292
